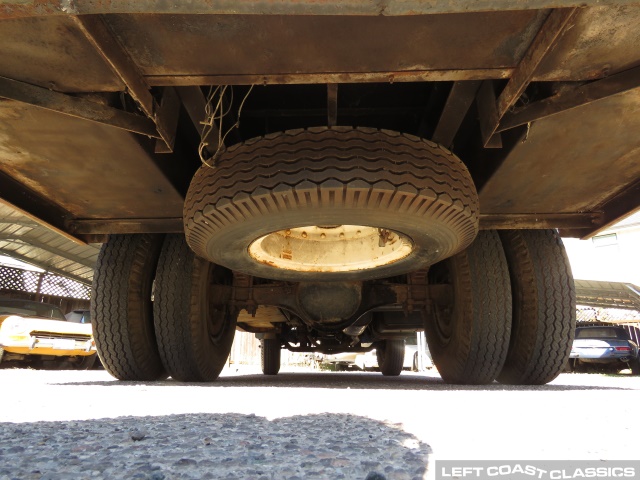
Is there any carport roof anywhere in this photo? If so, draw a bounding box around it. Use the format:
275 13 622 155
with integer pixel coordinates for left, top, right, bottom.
575 279 640 311
0 202 99 286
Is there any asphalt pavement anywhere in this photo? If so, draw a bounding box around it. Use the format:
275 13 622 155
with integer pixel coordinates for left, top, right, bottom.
0 366 638 479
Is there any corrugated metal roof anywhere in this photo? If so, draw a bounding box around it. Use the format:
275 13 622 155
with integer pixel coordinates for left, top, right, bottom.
0 202 99 286
575 279 640 310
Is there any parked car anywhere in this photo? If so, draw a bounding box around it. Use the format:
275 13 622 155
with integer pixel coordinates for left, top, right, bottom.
322 335 433 373
403 335 433 371
322 351 361 371
65 309 91 324
569 326 640 374
0 298 97 369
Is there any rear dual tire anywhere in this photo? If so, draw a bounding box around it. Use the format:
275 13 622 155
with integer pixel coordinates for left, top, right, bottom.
497 230 575 385
425 231 512 385
153 235 237 382
91 234 167 381
376 339 405 376
261 339 281 375
92 234 237 382
425 229 575 385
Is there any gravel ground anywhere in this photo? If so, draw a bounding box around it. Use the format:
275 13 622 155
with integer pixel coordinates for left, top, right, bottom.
0 366 639 479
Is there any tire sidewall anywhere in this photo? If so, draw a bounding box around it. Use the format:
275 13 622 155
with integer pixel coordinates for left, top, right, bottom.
206 206 459 282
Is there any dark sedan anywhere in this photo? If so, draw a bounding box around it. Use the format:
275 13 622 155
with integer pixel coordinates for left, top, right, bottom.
569 326 640 374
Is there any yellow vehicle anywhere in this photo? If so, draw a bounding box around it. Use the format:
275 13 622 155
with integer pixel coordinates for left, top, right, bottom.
0 298 97 369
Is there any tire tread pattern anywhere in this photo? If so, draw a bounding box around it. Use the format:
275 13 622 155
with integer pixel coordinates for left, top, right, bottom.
154 234 236 382
91 234 166 381
184 127 479 276
497 230 576 385
376 339 405 376
426 231 512 384
261 339 281 376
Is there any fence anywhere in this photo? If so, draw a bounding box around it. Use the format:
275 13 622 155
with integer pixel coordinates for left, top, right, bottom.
0 265 91 300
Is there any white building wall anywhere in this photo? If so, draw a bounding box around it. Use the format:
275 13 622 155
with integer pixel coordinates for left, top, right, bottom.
563 212 640 285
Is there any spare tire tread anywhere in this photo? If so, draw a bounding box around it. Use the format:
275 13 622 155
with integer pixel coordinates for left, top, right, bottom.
185 128 479 281
188 129 476 211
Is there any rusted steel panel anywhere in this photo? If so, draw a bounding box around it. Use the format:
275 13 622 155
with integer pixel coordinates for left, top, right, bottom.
479 213 601 230
0 16 123 92
67 218 183 235
432 81 481 148
481 8 578 146
577 181 640 239
0 173 85 246
0 102 185 220
8 9 638 88
499 65 640 132
105 12 546 83
326 84 338 127
479 87 640 216
3 0 640 19
534 6 640 81
476 81 503 148
148 69 513 86
71 15 156 115
71 16 177 151
0 76 159 137
495 8 578 119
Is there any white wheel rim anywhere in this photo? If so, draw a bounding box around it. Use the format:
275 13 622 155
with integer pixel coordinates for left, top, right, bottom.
248 225 414 273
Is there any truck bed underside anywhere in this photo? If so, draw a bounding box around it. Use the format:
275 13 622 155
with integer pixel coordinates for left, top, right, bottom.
0 3 639 241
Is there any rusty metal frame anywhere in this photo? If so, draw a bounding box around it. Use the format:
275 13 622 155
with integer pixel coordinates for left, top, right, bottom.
66 218 183 235
327 84 338 127
498 65 640 132
147 69 512 87
64 213 604 235
479 8 578 147
476 81 503 148
176 86 220 156
231 281 452 332
432 81 481 148
3 1 640 19
0 171 86 246
71 15 179 151
0 76 160 138
561 180 640 239
480 213 602 230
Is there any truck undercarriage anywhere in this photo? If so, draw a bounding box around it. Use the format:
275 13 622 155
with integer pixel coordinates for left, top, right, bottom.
1 1 639 384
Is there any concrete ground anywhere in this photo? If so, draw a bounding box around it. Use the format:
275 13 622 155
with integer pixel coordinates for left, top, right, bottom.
0 366 638 479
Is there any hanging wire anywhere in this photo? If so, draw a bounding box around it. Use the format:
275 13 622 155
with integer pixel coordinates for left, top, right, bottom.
198 84 255 168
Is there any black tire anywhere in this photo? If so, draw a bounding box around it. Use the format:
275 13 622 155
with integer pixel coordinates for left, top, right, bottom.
564 359 575 373
425 231 512 385
376 339 405 376
497 230 576 385
91 234 166 381
261 339 281 375
76 354 98 370
574 361 588 374
630 358 640 376
184 128 478 282
154 234 237 382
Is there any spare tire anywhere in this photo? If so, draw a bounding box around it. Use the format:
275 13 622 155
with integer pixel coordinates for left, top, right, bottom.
184 128 478 282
